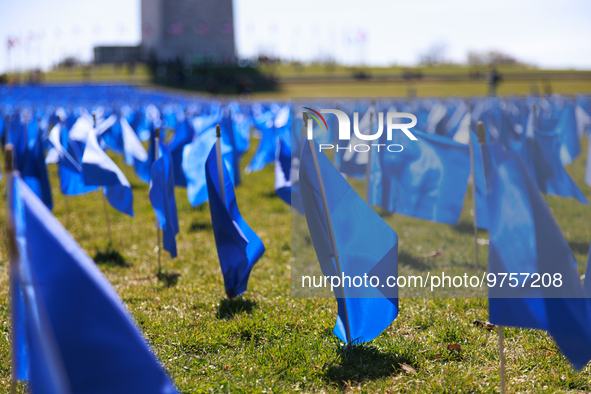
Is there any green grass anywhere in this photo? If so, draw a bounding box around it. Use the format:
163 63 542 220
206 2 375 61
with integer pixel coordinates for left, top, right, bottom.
1 133 591 393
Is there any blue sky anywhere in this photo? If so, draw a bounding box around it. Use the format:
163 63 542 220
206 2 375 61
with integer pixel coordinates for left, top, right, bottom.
1 0 591 72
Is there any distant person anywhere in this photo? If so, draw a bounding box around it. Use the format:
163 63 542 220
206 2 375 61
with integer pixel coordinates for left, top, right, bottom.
489 66 502 96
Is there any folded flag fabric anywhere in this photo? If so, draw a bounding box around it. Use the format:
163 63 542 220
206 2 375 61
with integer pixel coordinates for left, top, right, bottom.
370 128 471 225
482 142 591 370
8 172 177 393
48 124 98 196
182 126 234 207
82 129 134 216
299 140 398 344
205 140 265 298
149 144 179 258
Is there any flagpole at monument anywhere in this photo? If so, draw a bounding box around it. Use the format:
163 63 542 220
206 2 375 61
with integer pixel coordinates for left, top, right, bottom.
303 113 352 345
93 112 113 244
475 121 505 394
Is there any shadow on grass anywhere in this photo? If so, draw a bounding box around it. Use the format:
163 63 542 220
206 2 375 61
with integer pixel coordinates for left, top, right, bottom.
323 345 414 385
93 246 129 267
189 220 212 232
262 190 278 199
217 297 257 319
157 270 181 288
399 250 431 271
130 182 148 190
568 240 590 256
453 220 475 235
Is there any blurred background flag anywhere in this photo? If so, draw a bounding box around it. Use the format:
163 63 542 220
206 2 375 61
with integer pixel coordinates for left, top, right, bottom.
8 172 177 393
205 132 265 298
299 140 398 344
47 124 98 196
168 114 195 187
149 143 179 258
21 123 53 210
482 142 591 370
82 129 134 216
370 128 471 225
182 126 234 207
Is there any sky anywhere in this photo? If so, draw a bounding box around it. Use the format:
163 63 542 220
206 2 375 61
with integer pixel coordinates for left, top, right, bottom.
1 0 591 73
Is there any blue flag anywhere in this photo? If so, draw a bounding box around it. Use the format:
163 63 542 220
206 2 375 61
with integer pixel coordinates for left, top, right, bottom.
247 108 277 173
219 112 242 186
205 141 265 298
370 128 471 225
47 124 98 196
82 130 134 216
527 129 588 204
8 173 177 393
21 126 53 210
299 140 398 344
168 118 195 187
482 143 591 370
274 128 292 206
182 126 234 207
150 144 179 258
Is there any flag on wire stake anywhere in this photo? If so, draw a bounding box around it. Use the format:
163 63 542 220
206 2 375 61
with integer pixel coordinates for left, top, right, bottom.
149 127 180 266
299 115 398 344
205 125 265 298
479 124 591 392
82 113 134 243
5 144 178 393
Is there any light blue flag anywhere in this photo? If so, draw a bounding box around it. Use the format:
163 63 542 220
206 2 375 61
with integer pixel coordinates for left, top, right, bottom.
182 126 234 207
370 128 471 225
47 125 98 196
482 143 591 370
8 173 177 393
150 144 179 258
205 142 265 298
82 129 134 216
299 140 398 344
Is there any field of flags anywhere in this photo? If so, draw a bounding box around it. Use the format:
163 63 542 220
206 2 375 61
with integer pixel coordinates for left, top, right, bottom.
2 83 591 392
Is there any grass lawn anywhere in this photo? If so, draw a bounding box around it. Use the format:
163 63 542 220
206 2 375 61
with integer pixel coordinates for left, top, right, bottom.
1 77 591 392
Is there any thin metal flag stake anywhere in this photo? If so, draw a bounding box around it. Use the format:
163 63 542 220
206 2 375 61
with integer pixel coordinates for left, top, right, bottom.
365 111 373 203
154 127 162 273
468 113 479 270
304 113 352 345
93 112 112 244
215 125 227 205
5 144 17 394
475 122 505 394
